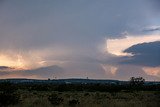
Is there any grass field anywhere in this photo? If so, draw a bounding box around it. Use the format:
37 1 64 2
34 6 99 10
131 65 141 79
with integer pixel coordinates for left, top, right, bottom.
0 81 159 107
5 90 160 107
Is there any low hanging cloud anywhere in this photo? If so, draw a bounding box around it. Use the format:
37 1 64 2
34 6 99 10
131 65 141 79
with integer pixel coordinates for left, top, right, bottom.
122 41 160 67
0 65 64 79
0 66 11 70
25 65 64 78
115 65 160 81
143 66 160 77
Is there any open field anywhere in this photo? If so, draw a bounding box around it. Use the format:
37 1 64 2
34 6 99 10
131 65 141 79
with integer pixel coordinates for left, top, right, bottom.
5 90 160 107
0 79 160 107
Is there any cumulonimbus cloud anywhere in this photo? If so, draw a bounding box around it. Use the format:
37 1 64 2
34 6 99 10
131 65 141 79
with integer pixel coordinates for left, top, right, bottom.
122 41 160 67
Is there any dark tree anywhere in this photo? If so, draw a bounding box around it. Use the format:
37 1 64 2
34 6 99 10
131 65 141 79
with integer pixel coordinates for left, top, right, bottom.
130 77 145 86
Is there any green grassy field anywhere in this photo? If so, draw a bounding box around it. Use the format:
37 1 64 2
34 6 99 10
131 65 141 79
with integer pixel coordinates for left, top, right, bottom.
6 90 160 107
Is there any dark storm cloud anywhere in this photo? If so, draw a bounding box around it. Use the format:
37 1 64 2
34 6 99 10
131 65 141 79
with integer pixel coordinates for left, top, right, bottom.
150 0 160 10
1 0 154 64
122 41 160 67
0 0 159 79
0 0 153 51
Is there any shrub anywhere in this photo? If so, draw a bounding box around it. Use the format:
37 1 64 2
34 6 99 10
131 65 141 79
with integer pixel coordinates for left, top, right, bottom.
84 93 90 96
0 93 20 106
130 77 145 86
48 94 63 105
0 82 17 93
68 99 80 105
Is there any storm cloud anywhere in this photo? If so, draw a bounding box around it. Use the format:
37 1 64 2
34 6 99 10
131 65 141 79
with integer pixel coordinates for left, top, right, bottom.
0 0 160 80
123 41 160 67
0 0 156 51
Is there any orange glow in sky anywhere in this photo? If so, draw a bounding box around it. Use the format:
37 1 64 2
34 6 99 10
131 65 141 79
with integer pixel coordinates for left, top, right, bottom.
143 67 160 77
106 34 160 56
0 54 26 69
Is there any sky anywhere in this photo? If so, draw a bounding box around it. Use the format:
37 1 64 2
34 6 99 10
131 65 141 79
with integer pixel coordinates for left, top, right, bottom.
0 0 160 80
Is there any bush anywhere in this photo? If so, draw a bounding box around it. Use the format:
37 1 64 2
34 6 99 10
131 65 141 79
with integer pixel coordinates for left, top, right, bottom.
130 77 145 86
84 93 90 96
0 93 20 106
68 99 80 105
48 94 63 105
0 82 18 93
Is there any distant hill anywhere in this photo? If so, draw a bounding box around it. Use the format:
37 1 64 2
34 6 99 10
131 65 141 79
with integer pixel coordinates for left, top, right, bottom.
0 78 159 85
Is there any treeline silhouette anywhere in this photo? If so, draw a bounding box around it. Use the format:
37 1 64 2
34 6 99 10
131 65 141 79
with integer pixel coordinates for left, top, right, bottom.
0 80 159 92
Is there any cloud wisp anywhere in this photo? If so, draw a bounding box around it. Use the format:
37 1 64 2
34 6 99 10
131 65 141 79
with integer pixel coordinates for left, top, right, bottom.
143 26 160 32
